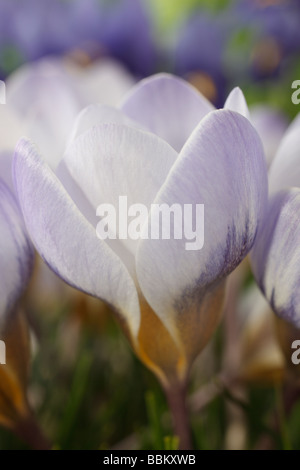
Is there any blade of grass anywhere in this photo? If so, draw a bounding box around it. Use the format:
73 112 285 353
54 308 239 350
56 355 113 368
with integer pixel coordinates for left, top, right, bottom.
145 391 164 450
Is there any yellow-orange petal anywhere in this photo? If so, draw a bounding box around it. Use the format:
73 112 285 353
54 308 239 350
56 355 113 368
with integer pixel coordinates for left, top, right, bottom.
0 310 30 428
135 282 225 387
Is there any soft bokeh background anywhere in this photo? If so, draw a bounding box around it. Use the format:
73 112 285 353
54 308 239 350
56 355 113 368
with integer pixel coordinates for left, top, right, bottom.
1 0 300 450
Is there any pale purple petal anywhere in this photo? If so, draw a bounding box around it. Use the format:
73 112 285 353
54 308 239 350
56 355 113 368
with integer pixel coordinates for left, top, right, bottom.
56 158 137 280
251 188 300 328
13 139 140 338
0 179 34 324
65 59 135 107
120 73 214 152
268 113 300 193
224 87 250 120
136 110 268 334
63 123 178 255
66 104 142 147
0 105 25 152
250 105 288 167
0 152 13 191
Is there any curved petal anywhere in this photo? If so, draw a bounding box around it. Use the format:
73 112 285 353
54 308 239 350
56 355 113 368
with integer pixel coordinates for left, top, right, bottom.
63 123 178 255
120 73 214 152
0 106 25 152
7 59 80 169
0 180 34 324
0 152 14 192
56 159 137 280
66 104 142 147
251 188 300 328
136 110 268 341
65 59 136 107
268 113 300 193
224 87 250 120
13 139 140 339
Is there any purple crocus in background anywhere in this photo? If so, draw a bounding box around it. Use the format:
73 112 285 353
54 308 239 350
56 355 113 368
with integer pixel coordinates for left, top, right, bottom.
4 56 135 168
235 0 300 77
249 105 289 167
0 179 34 326
13 74 267 448
0 0 157 78
175 13 228 107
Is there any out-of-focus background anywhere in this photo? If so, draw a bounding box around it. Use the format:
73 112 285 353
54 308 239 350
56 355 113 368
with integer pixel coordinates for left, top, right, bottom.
1 0 300 450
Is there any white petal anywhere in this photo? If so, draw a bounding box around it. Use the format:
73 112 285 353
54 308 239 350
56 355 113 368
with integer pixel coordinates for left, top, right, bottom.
251 188 300 328
250 105 288 167
268 113 300 193
120 73 214 152
136 109 268 337
13 138 140 339
224 87 250 120
63 123 178 255
0 180 34 325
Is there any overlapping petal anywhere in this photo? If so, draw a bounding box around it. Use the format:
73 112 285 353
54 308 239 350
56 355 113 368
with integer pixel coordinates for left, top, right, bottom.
250 105 288 167
251 188 300 328
136 110 268 344
120 73 214 152
66 104 141 146
0 180 34 323
65 59 135 107
63 123 178 254
268 114 300 193
224 86 250 119
13 139 140 339
7 59 82 169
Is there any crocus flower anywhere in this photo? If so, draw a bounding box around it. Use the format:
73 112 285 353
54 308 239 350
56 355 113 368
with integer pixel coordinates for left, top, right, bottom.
249 105 288 168
0 176 34 429
231 0 300 80
222 86 300 333
2 56 134 314
237 283 284 384
5 56 135 169
13 74 268 390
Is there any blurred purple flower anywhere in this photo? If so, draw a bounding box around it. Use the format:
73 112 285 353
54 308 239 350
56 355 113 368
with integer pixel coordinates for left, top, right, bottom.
175 13 228 107
233 0 300 79
13 74 267 384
